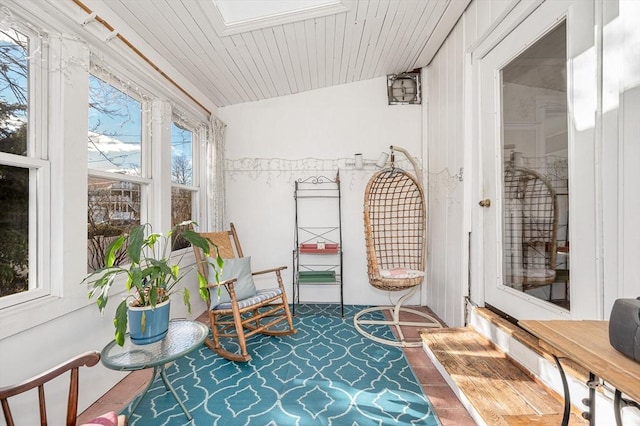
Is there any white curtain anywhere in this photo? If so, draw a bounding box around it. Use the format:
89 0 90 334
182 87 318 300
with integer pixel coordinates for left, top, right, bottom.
206 115 226 231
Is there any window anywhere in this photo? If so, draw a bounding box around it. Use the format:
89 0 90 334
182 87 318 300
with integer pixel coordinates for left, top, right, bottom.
171 120 197 250
0 25 48 305
87 74 145 271
88 75 142 176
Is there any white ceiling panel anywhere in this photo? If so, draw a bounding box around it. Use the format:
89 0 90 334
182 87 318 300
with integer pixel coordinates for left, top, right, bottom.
74 0 470 108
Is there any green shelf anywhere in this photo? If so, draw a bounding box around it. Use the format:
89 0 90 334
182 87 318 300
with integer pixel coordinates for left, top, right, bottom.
298 271 336 283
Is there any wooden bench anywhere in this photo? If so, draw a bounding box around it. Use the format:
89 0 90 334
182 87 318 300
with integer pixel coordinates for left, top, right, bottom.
520 320 640 425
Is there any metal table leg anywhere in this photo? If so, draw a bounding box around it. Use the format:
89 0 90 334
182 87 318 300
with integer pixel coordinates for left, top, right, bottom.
160 366 192 420
128 366 160 415
583 372 597 426
129 365 192 420
553 355 571 426
615 389 623 426
613 389 640 426
573 372 599 425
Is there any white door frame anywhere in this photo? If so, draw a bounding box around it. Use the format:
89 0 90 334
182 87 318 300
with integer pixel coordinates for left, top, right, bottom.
468 0 600 321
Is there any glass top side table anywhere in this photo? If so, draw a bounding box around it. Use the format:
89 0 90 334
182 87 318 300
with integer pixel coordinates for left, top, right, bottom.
101 319 208 420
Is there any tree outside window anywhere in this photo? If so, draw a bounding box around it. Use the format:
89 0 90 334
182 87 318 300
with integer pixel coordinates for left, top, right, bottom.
171 121 195 250
0 27 29 297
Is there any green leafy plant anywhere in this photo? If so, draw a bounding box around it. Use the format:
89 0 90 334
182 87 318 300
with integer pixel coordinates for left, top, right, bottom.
83 220 222 346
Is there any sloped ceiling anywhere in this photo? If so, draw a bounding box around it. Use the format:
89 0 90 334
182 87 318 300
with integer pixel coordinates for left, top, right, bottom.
74 0 470 108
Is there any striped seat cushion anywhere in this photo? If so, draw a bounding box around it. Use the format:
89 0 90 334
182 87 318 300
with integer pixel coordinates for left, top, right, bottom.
212 288 283 311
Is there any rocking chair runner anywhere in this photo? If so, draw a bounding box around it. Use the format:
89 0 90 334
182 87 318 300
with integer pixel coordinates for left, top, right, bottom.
194 223 296 362
354 152 442 348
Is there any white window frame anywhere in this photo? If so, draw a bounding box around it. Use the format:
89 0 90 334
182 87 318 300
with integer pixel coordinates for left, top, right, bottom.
0 23 50 309
170 115 204 252
87 69 152 245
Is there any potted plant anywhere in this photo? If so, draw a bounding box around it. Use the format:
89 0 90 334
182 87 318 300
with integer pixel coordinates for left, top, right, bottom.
83 220 222 346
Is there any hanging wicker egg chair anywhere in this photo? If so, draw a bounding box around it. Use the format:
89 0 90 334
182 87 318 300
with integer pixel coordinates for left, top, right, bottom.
353 147 442 347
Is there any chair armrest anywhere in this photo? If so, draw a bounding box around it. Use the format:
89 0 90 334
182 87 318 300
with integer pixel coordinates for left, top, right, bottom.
251 266 287 276
206 278 237 290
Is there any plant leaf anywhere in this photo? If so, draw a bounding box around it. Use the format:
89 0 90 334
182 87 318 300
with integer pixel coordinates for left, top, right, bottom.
183 287 191 314
114 300 128 346
171 264 179 280
127 225 146 264
214 254 224 283
182 230 211 256
149 285 158 306
197 272 208 301
105 235 126 268
147 232 161 248
93 273 116 312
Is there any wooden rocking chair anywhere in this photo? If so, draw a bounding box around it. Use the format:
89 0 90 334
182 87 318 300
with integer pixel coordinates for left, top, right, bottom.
354 146 442 347
194 223 296 362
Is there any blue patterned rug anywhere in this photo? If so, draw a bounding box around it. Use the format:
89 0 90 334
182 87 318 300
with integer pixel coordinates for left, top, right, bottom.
125 304 440 425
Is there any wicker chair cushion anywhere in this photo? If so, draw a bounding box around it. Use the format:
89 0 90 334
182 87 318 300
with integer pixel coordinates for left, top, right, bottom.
379 267 425 279
209 256 256 306
80 411 125 426
508 267 557 287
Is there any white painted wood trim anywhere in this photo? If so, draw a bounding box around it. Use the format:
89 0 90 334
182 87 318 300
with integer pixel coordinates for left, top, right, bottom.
415 0 473 67
212 1 350 37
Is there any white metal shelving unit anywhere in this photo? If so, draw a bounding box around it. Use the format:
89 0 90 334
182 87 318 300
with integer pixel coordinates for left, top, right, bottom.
292 172 343 316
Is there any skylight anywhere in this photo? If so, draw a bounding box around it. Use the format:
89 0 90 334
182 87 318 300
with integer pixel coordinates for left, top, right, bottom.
213 0 341 24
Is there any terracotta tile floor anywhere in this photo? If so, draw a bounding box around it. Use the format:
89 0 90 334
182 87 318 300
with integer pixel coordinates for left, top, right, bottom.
79 307 476 425
383 307 477 426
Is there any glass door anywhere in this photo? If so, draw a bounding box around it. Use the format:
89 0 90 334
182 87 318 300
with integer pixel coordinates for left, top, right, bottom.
477 0 593 320
501 22 570 310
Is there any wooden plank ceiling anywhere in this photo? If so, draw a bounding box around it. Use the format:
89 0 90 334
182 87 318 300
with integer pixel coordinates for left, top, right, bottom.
79 0 467 107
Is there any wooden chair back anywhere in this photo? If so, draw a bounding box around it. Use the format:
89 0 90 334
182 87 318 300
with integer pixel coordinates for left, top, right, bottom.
194 223 243 281
0 351 117 426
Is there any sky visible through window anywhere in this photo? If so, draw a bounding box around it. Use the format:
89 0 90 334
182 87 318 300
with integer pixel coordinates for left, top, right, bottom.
88 75 193 178
0 29 28 128
88 75 142 175
171 122 193 185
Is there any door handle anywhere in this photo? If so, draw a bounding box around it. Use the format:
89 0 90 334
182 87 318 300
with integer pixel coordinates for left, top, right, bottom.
479 199 491 207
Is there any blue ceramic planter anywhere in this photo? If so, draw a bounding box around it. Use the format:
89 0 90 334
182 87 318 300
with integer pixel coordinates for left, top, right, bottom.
128 299 171 345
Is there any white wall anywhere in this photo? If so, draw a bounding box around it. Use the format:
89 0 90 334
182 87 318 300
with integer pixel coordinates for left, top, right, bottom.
425 16 466 329
218 77 424 307
424 0 514 327
602 0 640 313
